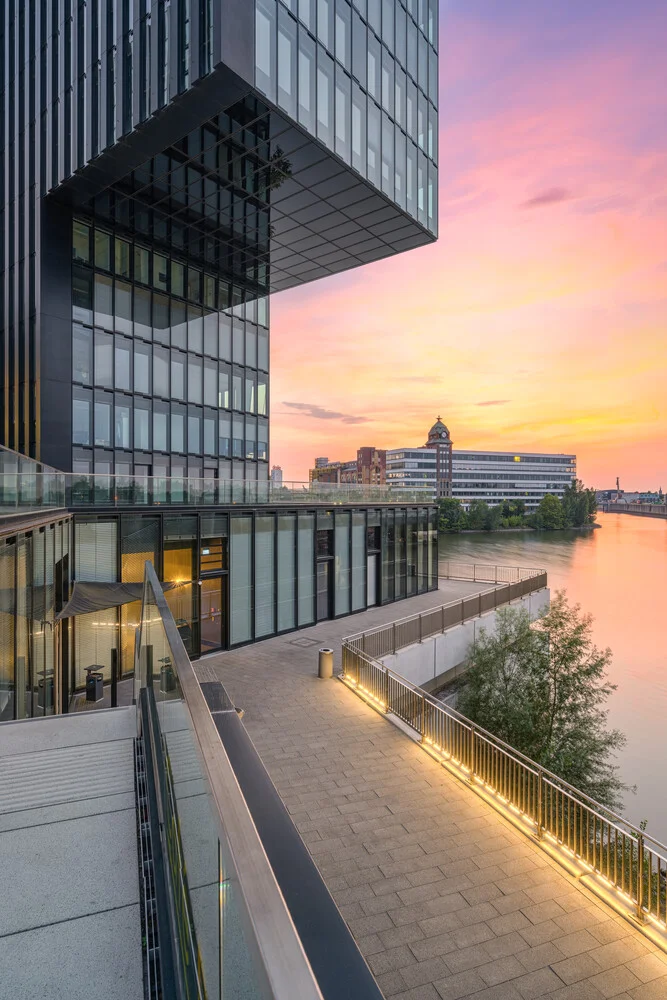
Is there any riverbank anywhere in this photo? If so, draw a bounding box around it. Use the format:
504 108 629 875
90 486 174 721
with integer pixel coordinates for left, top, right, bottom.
441 523 601 535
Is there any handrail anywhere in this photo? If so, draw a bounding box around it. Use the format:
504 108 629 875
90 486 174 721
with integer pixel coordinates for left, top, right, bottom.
340 570 667 935
345 563 547 657
0 470 434 509
136 560 324 1000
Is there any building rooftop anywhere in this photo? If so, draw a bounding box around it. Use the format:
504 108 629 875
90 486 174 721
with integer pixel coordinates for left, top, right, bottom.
196 585 667 1000
0 708 143 1000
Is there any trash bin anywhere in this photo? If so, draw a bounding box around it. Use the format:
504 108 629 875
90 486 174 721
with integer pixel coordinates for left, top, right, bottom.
318 648 334 679
85 667 104 703
37 674 54 710
159 658 176 693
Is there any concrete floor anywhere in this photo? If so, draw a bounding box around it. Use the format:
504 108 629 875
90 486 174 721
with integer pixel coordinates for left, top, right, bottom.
197 582 667 1000
0 708 143 1000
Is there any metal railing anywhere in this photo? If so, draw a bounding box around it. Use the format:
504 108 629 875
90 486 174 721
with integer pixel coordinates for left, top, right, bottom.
0 469 433 511
345 564 548 660
440 561 545 583
0 445 67 515
341 572 667 935
135 561 323 1000
603 502 667 518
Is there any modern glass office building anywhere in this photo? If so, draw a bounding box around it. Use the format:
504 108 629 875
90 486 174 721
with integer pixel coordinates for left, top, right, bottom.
0 2 439 717
1 0 437 474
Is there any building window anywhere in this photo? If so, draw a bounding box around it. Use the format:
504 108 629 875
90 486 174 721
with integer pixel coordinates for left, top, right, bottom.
171 413 185 453
115 404 131 449
298 29 316 133
72 397 91 446
277 6 297 118
73 221 91 263
256 0 277 101
94 400 112 447
134 406 150 450
73 325 92 385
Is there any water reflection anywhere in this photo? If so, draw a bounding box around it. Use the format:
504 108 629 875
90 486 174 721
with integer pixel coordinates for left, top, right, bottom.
439 513 667 839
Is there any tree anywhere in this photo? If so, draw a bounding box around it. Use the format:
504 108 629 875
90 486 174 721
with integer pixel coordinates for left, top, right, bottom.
457 593 630 810
501 498 526 520
562 479 597 527
437 497 466 533
534 493 565 530
483 503 502 532
466 499 491 531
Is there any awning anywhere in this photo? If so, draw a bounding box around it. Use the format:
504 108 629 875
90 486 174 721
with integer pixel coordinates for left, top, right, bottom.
56 581 179 620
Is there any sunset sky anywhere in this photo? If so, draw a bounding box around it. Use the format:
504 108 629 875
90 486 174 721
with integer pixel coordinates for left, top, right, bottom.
270 0 667 487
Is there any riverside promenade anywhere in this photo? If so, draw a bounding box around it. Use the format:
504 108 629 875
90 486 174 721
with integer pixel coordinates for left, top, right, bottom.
197 582 667 1000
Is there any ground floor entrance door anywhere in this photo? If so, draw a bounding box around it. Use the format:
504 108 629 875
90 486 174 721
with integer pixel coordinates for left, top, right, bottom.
200 577 228 653
367 554 378 606
316 561 332 621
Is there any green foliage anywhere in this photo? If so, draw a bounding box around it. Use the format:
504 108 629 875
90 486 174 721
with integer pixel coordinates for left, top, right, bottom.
457 592 630 811
562 479 598 527
466 500 491 531
533 493 565 530
501 499 526 519
437 498 466 533
437 481 597 534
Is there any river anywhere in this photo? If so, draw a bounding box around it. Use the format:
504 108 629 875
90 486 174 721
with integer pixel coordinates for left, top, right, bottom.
438 511 667 841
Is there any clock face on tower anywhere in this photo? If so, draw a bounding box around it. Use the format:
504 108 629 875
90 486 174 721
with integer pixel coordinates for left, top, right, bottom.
440 432 447 439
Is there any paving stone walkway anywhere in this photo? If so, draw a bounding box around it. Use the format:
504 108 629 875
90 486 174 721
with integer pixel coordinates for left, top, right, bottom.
197 585 667 1000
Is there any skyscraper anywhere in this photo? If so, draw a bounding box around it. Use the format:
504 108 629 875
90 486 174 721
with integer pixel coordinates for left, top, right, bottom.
0 2 440 713
1 1 438 477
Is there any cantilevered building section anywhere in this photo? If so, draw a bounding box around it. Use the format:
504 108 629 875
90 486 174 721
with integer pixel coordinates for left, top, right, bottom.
1 0 438 474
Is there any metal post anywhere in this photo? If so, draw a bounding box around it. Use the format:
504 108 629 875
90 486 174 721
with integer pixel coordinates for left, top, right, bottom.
384 667 390 713
469 725 476 782
536 769 543 840
420 692 426 742
419 614 423 643
441 605 446 633
111 648 118 708
636 835 645 922
16 656 26 719
478 593 482 618
392 622 397 654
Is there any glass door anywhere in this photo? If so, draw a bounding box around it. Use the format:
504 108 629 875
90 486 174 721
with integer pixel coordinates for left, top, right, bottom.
367 554 378 607
200 577 227 652
316 562 332 621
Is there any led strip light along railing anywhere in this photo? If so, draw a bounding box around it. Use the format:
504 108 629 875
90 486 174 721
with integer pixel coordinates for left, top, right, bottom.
340 570 667 954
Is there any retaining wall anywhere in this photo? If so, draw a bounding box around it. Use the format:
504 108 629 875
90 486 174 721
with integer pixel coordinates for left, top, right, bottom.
379 588 550 691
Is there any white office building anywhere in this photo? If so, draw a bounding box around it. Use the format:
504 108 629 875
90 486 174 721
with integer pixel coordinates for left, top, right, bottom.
386 448 437 496
452 451 576 510
387 446 576 510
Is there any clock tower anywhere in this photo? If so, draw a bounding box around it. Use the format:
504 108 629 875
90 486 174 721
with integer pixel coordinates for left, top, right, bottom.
425 417 453 499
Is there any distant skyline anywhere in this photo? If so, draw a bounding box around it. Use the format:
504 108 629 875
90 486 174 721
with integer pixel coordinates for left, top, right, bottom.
269 0 667 487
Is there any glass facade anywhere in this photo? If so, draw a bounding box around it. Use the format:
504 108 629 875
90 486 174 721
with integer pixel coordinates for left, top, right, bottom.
255 0 438 232
71 503 437 684
3 4 436 470
71 220 269 478
0 517 72 722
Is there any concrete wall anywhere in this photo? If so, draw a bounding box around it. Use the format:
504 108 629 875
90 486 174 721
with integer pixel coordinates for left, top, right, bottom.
380 589 550 691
